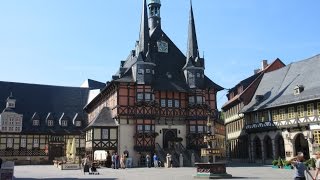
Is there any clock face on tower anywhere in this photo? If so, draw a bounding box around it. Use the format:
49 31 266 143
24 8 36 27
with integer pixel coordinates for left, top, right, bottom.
157 41 168 53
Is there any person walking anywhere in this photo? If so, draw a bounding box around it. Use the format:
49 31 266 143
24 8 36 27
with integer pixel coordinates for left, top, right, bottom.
314 151 320 180
146 154 151 168
153 154 158 168
289 152 309 180
120 154 126 169
111 153 115 169
115 153 119 169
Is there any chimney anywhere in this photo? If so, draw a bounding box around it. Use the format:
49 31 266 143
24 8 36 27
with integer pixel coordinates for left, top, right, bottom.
254 69 260 74
262 60 268 70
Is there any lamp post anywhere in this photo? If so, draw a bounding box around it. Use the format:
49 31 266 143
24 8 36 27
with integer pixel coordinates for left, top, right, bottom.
194 111 232 179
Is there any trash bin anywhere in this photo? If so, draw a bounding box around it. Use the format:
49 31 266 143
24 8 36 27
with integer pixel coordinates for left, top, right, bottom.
0 161 14 180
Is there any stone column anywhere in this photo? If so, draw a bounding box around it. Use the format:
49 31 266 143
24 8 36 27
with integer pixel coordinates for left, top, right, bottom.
261 139 265 164
249 140 254 162
191 153 195 167
272 139 276 159
179 154 183 167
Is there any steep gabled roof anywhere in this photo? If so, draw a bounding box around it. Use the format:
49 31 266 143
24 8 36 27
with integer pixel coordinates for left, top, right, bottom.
86 107 118 130
242 54 320 112
222 59 285 110
0 81 89 134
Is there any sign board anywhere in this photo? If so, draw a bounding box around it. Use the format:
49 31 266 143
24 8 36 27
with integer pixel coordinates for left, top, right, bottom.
59 164 80 170
204 135 216 142
201 148 221 157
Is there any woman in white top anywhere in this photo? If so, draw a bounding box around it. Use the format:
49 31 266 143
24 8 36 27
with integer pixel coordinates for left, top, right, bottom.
314 151 320 180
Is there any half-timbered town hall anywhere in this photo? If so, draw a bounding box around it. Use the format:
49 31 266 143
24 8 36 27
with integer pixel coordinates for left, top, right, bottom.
84 0 224 166
0 0 224 166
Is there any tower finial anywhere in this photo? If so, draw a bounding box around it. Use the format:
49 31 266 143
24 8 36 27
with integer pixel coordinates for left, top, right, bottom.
138 0 150 55
186 0 199 60
148 0 162 30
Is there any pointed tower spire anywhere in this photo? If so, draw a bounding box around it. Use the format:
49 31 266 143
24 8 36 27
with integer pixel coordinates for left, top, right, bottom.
187 0 199 60
139 0 150 54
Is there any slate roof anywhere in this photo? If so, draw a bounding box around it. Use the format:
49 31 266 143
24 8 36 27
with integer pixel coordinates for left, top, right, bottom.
82 79 106 89
242 54 320 112
113 28 223 92
86 107 118 129
0 81 90 134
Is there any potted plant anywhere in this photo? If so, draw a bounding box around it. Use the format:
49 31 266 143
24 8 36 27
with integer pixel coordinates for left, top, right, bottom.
304 159 311 170
283 160 292 170
272 159 278 168
277 157 283 168
309 158 316 170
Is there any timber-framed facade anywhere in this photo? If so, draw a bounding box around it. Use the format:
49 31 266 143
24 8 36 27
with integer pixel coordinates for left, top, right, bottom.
84 0 224 167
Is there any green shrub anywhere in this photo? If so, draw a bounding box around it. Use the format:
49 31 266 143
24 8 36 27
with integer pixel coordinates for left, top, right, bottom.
309 158 316 169
283 160 291 166
272 160 278 166
277 157 283 167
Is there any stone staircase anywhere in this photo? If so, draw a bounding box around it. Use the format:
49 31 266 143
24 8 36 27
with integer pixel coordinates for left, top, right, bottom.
155 143 202 167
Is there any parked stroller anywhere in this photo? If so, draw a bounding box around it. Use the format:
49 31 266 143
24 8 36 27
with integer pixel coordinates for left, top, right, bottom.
89 163 100 175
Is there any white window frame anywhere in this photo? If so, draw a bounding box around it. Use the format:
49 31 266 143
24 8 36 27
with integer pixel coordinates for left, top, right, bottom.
168 100 173 107
7 138 13 148
48 120 54 127
75 121 82 127
138 69 144 74
62 120 68 127
161 99 166 107
34 139 39 148
145 93 151 101
137 93 144 101
189 96 195 105
21 138 26 148
33 120 40 126
174 100 180 108
102 129 109 139
190 126 196 133
196 96 203 104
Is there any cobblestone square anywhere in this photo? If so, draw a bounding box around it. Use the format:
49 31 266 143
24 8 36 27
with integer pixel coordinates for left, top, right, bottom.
12 165 310 180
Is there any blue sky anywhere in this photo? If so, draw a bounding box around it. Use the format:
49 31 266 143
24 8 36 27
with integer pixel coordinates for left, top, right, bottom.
1 0 320 109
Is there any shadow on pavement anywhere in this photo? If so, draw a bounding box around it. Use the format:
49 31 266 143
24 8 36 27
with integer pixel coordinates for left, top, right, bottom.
230 177 261 179
15 178 117 180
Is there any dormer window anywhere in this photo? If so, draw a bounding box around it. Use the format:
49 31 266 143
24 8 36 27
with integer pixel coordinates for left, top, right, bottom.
255 95 264 102
48 120 54 127
75 121 82 127
33 120 40 126
294 85 304 95
138 69 144 74
61 120 68 127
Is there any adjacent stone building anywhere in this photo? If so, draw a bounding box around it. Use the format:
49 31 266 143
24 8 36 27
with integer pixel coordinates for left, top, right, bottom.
242 55 320 163
222 59 285 162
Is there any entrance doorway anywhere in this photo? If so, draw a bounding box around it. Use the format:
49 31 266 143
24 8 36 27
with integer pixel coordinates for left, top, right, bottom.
163 129 177 149
294 133 310 159
49 144 64 161
275 135 285 159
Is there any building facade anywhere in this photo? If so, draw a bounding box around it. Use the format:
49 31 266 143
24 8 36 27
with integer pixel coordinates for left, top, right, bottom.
242 55 320 164
222 59 285 162
84 0 224 167
0 80 104 164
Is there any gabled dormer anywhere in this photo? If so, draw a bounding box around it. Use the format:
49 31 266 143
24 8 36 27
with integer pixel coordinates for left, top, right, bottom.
59 113 69 127
31 112 40 126
46 112 54 127
6 92 16 109
72 113 82 127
